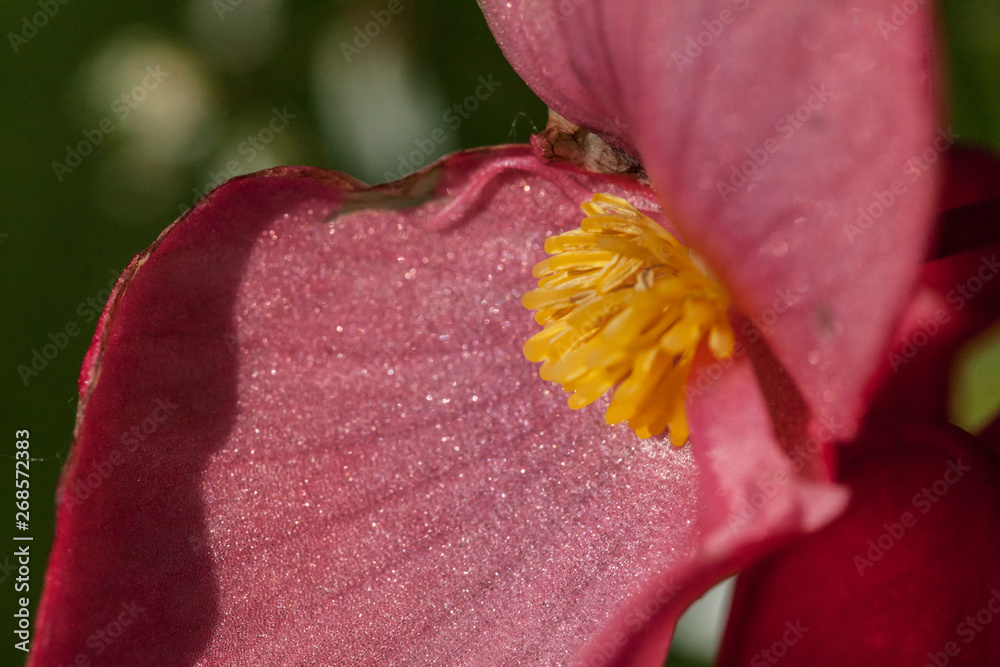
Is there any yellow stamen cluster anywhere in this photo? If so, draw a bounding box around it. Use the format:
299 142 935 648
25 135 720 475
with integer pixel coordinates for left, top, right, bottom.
522 193 734 444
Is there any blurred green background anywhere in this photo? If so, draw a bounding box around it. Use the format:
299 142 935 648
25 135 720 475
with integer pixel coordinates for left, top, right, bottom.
1 2 998 666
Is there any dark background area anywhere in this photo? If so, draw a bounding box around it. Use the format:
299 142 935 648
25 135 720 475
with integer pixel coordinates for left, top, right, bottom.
2 2 998 666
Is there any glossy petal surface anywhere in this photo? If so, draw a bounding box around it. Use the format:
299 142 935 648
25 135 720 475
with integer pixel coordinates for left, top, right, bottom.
29 148 845 666
480 0 938 438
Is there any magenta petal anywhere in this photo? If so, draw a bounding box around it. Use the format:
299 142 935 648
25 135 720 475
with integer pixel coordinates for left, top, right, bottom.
718 422 1000 665
481 0 938 438
33 148 767 665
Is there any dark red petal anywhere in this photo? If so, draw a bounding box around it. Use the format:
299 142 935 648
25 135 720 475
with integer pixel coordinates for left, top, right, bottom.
718 422 1000 666
32 147 833 666
980 414 1000 455
480 0 939 441
935 145 1000 258
939 144 1000 211
867 240 1000 424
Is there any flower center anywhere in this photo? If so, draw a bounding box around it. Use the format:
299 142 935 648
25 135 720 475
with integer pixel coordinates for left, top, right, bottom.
522 193 734 444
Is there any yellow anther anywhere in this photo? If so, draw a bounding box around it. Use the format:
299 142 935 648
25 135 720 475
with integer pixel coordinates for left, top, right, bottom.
522 193 734 444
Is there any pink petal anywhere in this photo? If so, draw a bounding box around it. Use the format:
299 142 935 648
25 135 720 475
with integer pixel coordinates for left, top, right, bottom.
26 148 813 666
582 339 847 666
481 0 939 439
31 146 850 666
717 421 1000 665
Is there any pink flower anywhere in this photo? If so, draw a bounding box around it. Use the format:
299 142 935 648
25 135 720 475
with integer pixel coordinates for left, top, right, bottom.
29 1 940 664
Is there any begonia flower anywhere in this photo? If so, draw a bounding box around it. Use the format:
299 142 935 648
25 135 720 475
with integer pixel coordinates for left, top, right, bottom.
718 151 1000 664
29 1 940 665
